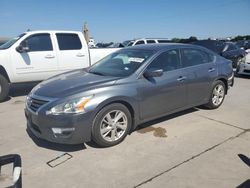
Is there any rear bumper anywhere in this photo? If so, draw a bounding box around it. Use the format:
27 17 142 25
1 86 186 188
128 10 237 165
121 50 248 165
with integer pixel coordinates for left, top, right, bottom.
25 108 94 144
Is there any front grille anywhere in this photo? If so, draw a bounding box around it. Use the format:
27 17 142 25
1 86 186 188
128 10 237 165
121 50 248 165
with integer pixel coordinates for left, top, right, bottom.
28 97 49 112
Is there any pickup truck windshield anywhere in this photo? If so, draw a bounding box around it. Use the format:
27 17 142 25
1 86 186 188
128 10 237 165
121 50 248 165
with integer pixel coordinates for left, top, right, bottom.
89 49 153 77
0 33 26 49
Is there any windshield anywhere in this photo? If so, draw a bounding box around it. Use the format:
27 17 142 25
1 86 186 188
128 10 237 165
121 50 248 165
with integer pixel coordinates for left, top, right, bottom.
89 49 154 77
122 40 134 47
0 33 26 49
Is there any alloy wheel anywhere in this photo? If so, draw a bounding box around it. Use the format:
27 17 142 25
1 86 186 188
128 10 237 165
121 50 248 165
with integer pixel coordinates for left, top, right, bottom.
100 110 128 142
212 84 225 106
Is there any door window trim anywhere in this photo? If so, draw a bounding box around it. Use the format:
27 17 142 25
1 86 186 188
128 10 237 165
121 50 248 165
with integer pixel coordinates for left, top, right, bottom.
137 48 182 79
180 48 215 69
20 33 53 52
56 33 82 50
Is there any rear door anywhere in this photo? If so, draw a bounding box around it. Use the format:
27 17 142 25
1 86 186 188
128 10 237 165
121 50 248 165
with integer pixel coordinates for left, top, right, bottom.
138 49 187 120
55 33 89 72
181 48 217 106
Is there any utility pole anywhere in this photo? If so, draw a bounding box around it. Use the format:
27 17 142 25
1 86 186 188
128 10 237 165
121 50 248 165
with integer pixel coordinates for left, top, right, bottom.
83 22 90 43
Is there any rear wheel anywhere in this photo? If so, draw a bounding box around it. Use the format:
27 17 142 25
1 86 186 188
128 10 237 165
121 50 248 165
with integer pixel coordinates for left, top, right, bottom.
91 103 132 147
205 80 226 109
0 75 10 102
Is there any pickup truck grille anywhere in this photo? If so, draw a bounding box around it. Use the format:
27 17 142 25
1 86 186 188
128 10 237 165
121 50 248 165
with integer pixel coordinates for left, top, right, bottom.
28 97 49 113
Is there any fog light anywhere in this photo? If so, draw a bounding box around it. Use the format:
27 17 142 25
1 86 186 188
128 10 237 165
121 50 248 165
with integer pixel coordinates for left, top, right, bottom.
52 128 75 135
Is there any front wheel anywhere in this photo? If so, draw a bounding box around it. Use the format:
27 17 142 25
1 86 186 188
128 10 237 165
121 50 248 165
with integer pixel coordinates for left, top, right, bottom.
91 103 132 147
0 75 10 102
205 80 226 109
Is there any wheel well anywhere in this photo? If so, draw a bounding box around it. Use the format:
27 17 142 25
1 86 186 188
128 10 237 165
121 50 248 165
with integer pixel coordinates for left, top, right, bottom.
0 66 10 82
217 78 228 94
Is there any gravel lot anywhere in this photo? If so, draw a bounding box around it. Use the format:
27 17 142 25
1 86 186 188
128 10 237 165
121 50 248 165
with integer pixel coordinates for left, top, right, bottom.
0 76 249 188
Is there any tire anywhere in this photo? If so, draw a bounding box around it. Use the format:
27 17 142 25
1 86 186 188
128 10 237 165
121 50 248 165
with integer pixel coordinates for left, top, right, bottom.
205 80 226 109
91 103 132 147
0 74 10 102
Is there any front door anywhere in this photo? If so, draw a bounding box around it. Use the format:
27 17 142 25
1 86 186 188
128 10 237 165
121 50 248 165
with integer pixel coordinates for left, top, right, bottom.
11 33 58 82
138 49 187 121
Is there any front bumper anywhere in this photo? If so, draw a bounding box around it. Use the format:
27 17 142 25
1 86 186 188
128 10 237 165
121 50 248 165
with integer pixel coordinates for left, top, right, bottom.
238 62 250 75
25 107 94 144
227 72 234 87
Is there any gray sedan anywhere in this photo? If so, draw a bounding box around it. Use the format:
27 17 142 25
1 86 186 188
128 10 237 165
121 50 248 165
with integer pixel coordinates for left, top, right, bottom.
25 44 234 147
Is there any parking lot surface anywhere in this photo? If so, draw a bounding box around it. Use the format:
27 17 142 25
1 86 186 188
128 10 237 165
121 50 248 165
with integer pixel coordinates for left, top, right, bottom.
0 77 249 188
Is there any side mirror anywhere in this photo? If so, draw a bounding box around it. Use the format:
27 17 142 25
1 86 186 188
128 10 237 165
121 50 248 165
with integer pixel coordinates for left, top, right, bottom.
16 42 29 53
144 69 163 78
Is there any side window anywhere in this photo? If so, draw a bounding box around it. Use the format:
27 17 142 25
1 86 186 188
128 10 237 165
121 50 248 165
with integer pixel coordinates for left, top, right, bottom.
147 40 156 44
135 40 145 45
182 49 210 67
147 50 181 72
23 34 53 52
56 33 82 50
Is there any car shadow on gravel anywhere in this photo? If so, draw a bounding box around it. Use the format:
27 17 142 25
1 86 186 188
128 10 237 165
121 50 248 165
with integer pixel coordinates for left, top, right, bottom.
10 82 39 97
136 108 199 131
86 108 199 149
26 108 199 150
235 74 250 79
26 128 86 152
237 179 250 188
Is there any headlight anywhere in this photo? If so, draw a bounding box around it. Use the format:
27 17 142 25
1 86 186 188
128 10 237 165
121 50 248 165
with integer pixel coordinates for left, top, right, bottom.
47 96 93 115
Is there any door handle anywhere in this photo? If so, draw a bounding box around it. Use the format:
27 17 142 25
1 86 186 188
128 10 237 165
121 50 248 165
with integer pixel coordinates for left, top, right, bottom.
177 76 187 82
45 54 55 59
208 68 215 72
76 53 85 57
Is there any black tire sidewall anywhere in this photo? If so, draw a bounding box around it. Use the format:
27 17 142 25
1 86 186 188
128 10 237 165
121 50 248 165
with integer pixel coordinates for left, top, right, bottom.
92 103 132 147
0 75 10 102
207 80 226 109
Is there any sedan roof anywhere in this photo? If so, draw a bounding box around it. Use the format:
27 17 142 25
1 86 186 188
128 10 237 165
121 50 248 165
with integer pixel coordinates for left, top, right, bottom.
125 43 207 52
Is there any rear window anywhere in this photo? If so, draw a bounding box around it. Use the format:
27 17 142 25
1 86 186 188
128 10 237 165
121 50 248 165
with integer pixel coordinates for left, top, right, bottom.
56 33 82 50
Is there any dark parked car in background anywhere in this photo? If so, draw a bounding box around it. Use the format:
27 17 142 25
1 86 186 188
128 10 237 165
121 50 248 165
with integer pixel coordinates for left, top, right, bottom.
25 44 234 147
236 40 250 50
192 40 246 68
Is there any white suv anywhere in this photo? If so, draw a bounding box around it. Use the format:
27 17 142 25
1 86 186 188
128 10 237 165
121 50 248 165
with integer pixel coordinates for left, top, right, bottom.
122 38 170 47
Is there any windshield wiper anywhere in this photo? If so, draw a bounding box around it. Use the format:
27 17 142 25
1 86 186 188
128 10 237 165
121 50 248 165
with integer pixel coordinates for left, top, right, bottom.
88 70 106 76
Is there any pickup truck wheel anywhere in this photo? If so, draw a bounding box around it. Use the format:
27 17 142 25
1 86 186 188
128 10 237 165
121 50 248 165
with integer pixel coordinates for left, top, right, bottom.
205 80 226 109
91 103 132 147
0 75 10 102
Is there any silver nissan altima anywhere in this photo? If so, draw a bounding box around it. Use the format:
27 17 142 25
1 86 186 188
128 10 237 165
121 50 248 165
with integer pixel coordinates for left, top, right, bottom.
25 44 234 147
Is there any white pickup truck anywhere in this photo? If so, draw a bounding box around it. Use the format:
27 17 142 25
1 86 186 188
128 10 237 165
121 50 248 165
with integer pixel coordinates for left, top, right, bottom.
0 30 119 101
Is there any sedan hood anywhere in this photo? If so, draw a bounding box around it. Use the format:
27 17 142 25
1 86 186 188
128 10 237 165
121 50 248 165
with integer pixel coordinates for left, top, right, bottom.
32 69 118 98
